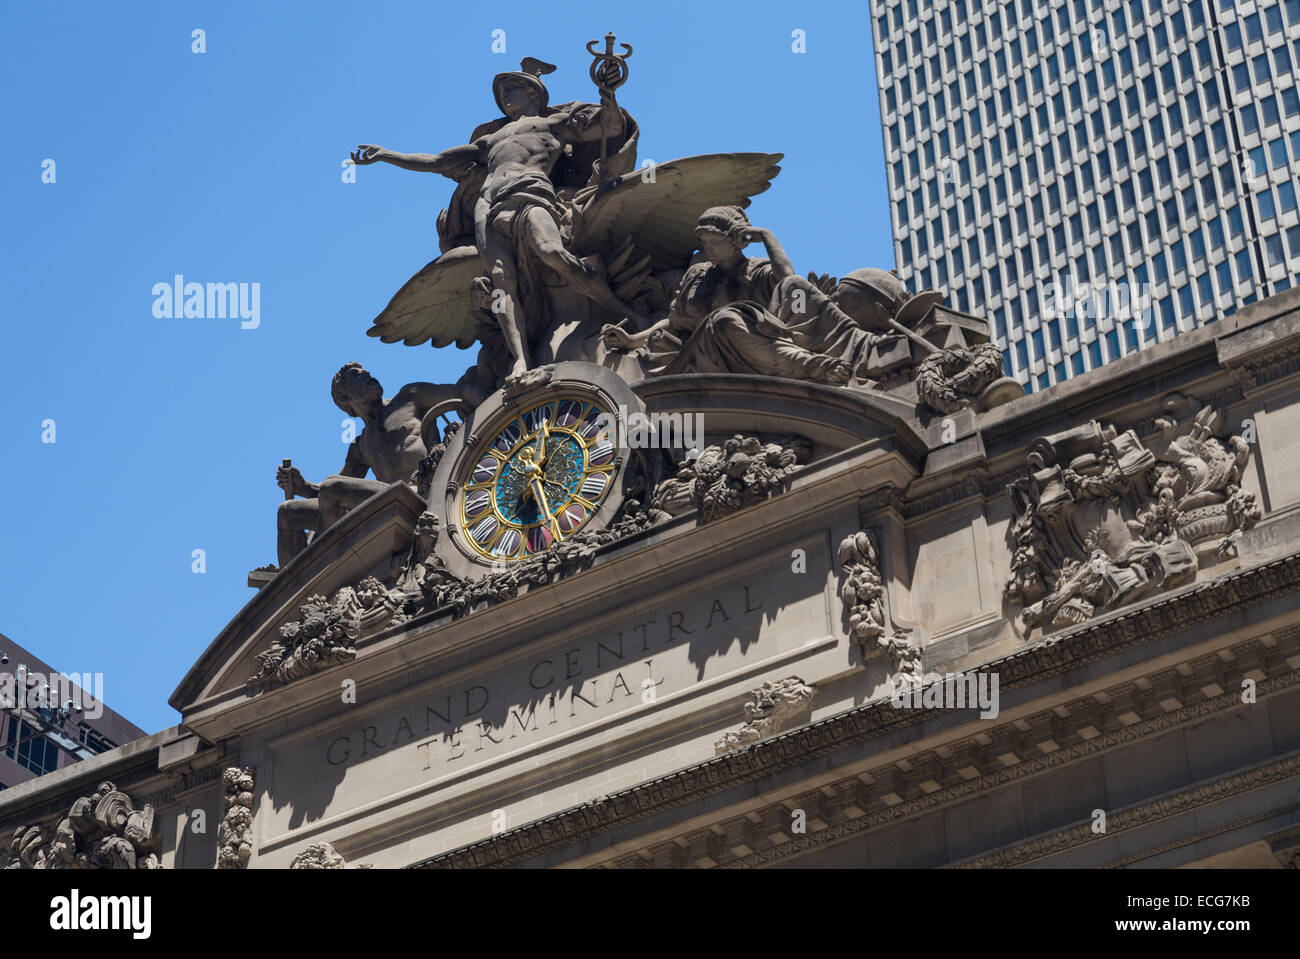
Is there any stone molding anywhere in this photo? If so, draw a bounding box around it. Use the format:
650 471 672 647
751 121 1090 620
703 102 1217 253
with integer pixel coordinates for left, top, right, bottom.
705 652 1300 869
952 758 1300 870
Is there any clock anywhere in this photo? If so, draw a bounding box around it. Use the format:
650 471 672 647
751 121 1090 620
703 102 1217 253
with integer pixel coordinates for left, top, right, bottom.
461 395 616 560
428 362 646 578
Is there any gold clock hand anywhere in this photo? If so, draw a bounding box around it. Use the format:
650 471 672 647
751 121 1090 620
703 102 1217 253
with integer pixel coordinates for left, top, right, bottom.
535 413 551 468
529 478 563 542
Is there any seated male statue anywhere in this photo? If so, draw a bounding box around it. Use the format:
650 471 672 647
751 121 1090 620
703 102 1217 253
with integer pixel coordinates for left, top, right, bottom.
274 362 458 567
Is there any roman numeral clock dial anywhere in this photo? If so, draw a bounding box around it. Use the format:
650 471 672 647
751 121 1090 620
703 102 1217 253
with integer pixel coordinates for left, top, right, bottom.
461 397 616 560
428 363 645 578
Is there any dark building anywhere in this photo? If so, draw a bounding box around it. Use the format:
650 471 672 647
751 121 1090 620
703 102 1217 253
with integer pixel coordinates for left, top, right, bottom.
0 632 146 791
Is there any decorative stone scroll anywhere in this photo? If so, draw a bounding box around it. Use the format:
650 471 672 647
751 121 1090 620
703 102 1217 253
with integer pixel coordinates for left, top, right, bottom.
714 677 816 755
216 766 255 869
4 782 161 870
1005 393 1261 633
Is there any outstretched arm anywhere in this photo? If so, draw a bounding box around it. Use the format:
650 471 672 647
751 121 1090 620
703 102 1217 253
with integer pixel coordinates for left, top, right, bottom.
351 141 484 174
397 381 471 417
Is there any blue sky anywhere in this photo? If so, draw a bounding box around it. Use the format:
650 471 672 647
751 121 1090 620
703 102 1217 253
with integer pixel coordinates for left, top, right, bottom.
0 0 892 734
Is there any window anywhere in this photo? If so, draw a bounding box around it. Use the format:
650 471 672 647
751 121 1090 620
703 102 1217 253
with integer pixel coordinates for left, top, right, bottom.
1246 12 1263 43
1236 248 1254 283
1260 189 1278 220
1198 272 1214 307
1280 182 1298 212
1228 206 1245 237
3 717 60 777
1253 53 1271 85
1200 173 1217 207
1284 87 1300 118
1241 104 1259 136
1270 137 1289 168
1262 95 1281 128
1275 45 1293 77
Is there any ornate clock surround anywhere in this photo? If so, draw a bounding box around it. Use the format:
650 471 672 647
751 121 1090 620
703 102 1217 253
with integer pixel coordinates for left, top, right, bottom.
428 361 645 579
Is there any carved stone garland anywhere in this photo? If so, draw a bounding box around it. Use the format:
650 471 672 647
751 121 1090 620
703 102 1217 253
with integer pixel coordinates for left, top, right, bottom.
289 840 371 869
216 766 255 869
651 434 811 522
715 677 816 755
837 529 921 681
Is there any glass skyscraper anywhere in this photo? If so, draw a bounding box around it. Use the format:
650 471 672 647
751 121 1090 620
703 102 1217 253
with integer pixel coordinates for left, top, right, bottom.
871 0 1300 392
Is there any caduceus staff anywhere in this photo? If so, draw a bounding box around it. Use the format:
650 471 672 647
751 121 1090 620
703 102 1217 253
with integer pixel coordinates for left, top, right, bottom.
586 31 632 174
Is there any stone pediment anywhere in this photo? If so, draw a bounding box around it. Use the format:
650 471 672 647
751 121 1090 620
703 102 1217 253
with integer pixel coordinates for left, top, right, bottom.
169 483 427 716
633 373 937 462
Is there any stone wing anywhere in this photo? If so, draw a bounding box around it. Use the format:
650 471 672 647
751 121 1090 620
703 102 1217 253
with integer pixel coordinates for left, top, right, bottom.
365 244 483 348
571 153 783 271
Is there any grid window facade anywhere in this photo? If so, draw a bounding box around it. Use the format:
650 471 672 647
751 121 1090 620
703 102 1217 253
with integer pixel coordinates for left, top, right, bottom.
3 716 60 777
872 0 1300 390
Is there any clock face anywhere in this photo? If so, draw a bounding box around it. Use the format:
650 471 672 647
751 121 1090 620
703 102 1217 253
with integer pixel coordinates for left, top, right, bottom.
460 397 617 561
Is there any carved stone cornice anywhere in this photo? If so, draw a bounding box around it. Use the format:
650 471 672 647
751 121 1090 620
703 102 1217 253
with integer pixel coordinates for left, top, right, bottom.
408 551 1300 869
1226 342 1300 393
709 654 1300 869
952 756 1300 870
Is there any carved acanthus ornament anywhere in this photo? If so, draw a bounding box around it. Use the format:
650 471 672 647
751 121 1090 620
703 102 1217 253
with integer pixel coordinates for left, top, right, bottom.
4 782 162 870
714 677 816 755
216 766 255 869
1005 393 1261 633
651 434 811 522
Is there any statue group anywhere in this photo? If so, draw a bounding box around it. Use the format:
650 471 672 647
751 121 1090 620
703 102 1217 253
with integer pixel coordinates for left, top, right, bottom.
270 35 1017 569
